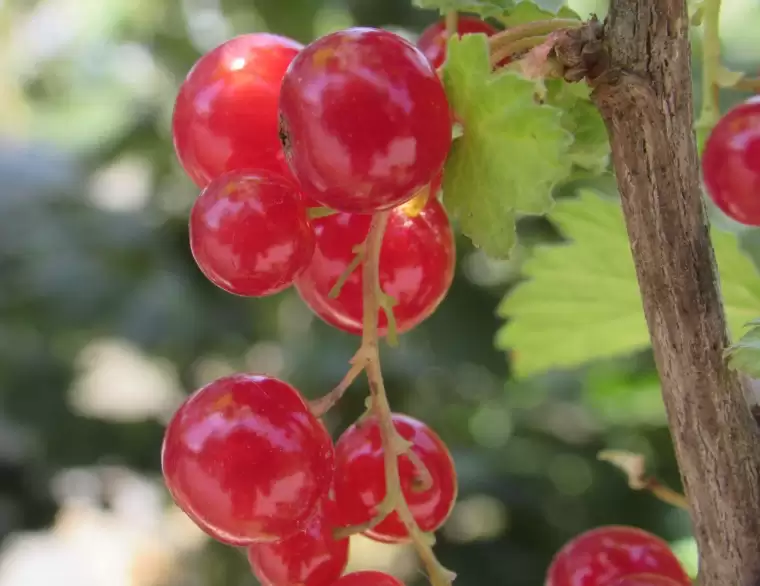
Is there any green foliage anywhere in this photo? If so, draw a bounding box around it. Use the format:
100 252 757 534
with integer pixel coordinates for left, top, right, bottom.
726 321 760 377
411 0 514 17
544 80 609 173
496 191 648 376
582 362 668 426
712 230 760 334
499 2 580 26
411 0 579 21
498 191 760 377
441 34 573 258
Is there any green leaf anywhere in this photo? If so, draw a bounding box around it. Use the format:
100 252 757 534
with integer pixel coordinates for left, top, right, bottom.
582 362 667 426
499 2 580 26
713 230 760 335
726 320 760 377
496 191 760 377
721 228 760 378
715 64 745 88
496 191 648 377
670 537 699 580
411 0 514 18
544 80 610 173
441 34 573 258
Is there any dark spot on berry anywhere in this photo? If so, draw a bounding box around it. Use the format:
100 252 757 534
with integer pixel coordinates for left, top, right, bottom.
278 112 292 159
410 473 427 493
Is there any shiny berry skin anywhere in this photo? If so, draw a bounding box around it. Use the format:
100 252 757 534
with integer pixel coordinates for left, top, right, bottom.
182 505 256 546
546 526 691 586
417 15 499 69
173 33 302 188
333 413 457 542
609 575 686 586
247 499 349 586
294 197 455 336
279 27 452 213
702 98 760 225
189 170 315 297
332 572 405 586
161 374 335 544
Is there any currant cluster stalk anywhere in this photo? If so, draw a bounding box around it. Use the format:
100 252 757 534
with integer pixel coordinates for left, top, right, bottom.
340 211 455 586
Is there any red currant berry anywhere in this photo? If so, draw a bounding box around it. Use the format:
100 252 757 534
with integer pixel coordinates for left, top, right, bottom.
702 98 760 225
332 571 405 586
417 15 499 69
247 499 349 586
333 413 457 542
609 575 687 586
173 34 302 188
181 505 255 546
546 526 691 586
279 27 452 213
294 197 455 336
161 374 335 544
189 170 315 297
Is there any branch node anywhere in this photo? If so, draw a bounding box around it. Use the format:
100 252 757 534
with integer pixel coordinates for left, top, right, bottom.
529 14 608 85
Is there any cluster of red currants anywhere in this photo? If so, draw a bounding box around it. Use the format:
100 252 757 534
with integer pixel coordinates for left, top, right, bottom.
545 525 693 586
170 18 503 335
161 374 457 586
702 95 760 226
162 16 501 586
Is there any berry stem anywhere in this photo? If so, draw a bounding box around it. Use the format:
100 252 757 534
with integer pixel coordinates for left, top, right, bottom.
445 11 458 37
490 34 547 67
360 211 455 586
329 244 366 298
696 0 722 130
733 76 760 92
598 450 689 511
309 349 369 417
488 19 581 57
407 448 435 492
307 206 339 219
318 210 455 584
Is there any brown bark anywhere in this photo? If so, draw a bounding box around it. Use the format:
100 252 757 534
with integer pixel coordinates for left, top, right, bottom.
562 2 760 585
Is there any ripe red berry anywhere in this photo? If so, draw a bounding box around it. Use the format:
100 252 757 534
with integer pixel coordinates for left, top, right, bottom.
279 27 452 213
161 374 335 544
181 505 255 546
294 197 455 336
609 575 687 586
546 526 691 586
332 571 405 586
333 413 457 542
247 499 349 586
173 33 302 188
189 170 315 297
702 98 760 225
417 15 499 69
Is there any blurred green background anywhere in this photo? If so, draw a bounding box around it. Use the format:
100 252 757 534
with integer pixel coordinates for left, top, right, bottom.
0 0 759 585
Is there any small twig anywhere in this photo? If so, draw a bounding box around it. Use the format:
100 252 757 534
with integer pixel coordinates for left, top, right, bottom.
329 244 365 298
307 206 338 219
598 450 689 510
490 34 547 67
309 348 370 417
733 76 760 92
445 11 458 37
333 489 399 539
407 448 434 492
488 19 582 55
